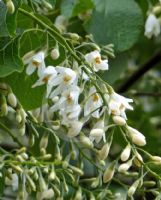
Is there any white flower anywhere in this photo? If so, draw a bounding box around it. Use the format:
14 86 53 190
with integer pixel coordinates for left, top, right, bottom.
67 121 83 137
25 51 46 77
144 14 160 38
55 15 68 32
32 66 57 97
49 67 77 98
85 50 108 72
109 92 133 119
127 126 146 146
50 85 80 113
89 120 106 143
84 87 103 118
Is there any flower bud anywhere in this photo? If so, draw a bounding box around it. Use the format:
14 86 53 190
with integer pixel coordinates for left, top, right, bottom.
103 163 115 183
112 116 126 126
134 152 143 167
98 143 110 160
7 92 17 108
128 179 140 197
150 156 161 163
0 95 8 116
29 134 35 147
6 0 15 14
51 49 60 60
120 144 131 162
80 134 93 148
91 177 99 188
19 125 26 136
26 175 36 191
143 181 156 187
39 133 49 149
74 188 82 200
42 0 53 10
118 160 132 173
49 170 56 180
127 126 146 146
69 165 84 176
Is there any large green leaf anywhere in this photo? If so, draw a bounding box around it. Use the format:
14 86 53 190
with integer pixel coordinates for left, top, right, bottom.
61 0 94 18
85 0 143 52
0 37 23 77
0 0 21 37
4 70 45 110
100 53 128 84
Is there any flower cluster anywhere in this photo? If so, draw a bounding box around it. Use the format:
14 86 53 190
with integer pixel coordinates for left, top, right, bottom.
24 49 146 148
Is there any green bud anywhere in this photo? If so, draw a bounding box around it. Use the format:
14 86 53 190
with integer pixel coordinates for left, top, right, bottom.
39 133 49 149
6 0 15 14
7 92 17 108
26 175 36 191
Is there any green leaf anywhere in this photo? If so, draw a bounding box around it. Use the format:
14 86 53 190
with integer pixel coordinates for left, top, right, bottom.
61 0 94 18
100 53 128 84
0 37 23 77
85 0 143 52
4 70 45 110
0 0 21 37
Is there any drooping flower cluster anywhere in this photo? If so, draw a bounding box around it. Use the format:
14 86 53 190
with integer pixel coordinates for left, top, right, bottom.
24 49 146 148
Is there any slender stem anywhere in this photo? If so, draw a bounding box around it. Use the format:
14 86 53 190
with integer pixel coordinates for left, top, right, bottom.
0 121 23 147
117 50 161 93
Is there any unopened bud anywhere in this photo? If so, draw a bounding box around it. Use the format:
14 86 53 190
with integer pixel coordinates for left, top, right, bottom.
120 144 131 162
41 154 52 160
26 175 36 191
103 162 115 183
0 95 8 116
127 126 146 146
143 181 156 187
113 116 126 126
51 49 60 60
6 0 15 14
150 156 161 163
49 170 56 180
42 0 53 10
80 134 93 148
128 180 140 197
7 92 17 108
39 133 49 149
98 143 110 160
91 177 99 188
134 153 143 167
19 125 26 136
118 160 132 173
10 164 23 173
74 188 82 200
69 165 84 176
29 134 35 147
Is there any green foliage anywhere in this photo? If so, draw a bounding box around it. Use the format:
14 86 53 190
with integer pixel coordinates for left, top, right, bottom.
85 0 143 52
61 0 94 17
0 0 21 37
0 37 23 77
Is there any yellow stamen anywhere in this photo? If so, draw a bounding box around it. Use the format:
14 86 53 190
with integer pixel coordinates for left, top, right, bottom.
93 93 99 102
32 60 40 68
95 57 101 64
63 75 72 82
42 75 51 83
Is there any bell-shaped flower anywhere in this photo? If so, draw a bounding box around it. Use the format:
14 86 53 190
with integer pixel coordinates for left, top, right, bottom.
32 66 57 97
84 87 103 118
25 51 46 77
85 50 108 72
108 92 133 119
144 14 160 38
89 120 106 143
49 67 77 98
